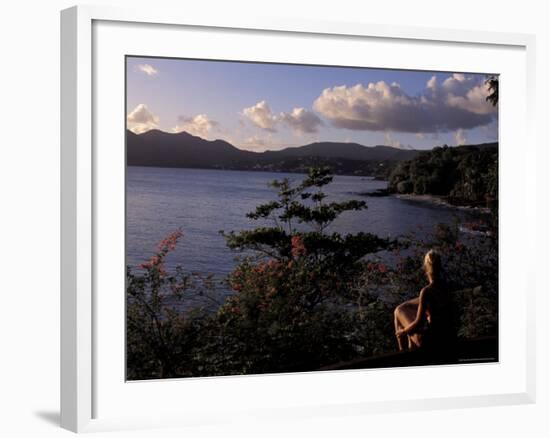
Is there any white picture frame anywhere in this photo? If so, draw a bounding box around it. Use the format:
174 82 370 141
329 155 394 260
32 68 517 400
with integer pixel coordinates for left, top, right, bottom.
60 4 536 433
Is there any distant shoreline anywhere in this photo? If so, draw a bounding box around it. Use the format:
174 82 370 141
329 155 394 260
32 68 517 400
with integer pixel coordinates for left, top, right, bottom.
358 189 492 212
394 193 491 213
126 163 379 178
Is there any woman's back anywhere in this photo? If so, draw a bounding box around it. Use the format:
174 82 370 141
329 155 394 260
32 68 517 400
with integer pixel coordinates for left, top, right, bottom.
422 283 456 351
394 249 457 354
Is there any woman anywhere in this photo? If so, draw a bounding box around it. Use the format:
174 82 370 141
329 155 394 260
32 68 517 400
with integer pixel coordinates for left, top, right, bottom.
393 249 455 353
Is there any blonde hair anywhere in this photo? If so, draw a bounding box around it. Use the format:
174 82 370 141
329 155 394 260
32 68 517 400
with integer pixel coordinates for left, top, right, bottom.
423 249 442 282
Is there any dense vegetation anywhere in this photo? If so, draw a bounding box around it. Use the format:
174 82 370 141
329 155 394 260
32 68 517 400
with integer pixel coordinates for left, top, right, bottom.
230 155 402 178
127 167 498 380
388 144 498 206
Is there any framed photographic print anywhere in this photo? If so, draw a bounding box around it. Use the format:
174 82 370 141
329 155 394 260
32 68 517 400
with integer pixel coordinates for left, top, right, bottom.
61 5 536 433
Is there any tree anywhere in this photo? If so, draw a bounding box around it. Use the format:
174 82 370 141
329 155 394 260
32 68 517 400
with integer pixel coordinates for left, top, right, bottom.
222 166 391 271
214 167 395 373
126 229 214 379
485 75 499 107
388 145 498 205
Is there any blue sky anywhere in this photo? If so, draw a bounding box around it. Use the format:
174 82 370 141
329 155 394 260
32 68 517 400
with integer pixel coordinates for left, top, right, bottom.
126 56 498 151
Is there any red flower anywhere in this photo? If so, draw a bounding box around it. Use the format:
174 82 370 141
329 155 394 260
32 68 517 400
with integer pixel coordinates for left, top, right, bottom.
139 229 183 271
291 235 307 258
156 229 183 253
140 254 160 269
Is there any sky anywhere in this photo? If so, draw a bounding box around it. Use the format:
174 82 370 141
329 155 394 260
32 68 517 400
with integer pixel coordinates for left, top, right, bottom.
126 56 498 151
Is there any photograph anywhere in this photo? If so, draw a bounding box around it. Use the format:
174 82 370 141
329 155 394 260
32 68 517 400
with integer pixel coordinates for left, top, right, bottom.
125 56 499 380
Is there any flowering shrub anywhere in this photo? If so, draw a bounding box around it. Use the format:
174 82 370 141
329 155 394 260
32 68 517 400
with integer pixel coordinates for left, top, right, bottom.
210 251 361 374
127 229 213 379
202 167 399 373
126 167 498 380
355 220 498 343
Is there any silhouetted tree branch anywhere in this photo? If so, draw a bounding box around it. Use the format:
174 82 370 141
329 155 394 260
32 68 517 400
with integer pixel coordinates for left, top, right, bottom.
485 75 498 107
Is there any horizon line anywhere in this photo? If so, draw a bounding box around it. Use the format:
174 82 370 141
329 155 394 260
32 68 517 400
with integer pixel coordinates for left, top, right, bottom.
126 128 498 152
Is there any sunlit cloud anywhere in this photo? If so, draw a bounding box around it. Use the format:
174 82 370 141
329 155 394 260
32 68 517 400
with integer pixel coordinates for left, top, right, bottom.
243 101 322 134
243 101 278 132
279 107 323 134
127 104 159 133
384 132 403 149
241 135 270 151
172 114 219 138
236 134 295 152
454 128 467 146
313 74 496 133
138 64 159 77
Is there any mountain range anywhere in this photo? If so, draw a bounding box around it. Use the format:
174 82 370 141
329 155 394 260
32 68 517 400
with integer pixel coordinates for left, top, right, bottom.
126 129 494 177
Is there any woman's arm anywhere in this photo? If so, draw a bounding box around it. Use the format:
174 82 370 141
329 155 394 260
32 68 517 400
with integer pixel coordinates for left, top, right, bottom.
399 287 429 335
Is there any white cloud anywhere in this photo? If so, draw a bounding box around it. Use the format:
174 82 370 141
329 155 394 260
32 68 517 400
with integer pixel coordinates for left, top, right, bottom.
243 101 322 134
138 64 159 77
241 135 270 151
312 74 496 133
454 128 467 146
426 75 437 90
279 107 322 134
172 114 219 138
236 134 293 152
242 101 278 132
445 83 495 115
384 132 403 149
126 104 159 133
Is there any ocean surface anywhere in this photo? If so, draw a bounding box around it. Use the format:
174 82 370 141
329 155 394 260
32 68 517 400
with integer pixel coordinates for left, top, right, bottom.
127 166 476 278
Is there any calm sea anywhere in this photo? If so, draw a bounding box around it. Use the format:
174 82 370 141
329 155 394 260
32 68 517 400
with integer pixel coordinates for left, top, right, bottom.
127 166 474 278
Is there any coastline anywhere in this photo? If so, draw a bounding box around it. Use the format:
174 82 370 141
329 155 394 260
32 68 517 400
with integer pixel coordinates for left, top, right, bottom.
393 193 491 213
358 185 492 213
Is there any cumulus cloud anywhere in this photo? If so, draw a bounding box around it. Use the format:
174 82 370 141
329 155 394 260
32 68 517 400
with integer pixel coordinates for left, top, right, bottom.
241 135 271 152
138 64 159 76
236 134 294 152
312 74 496 133
454 128 467 146
384 132 403 149
243 101 278 132
127 104 159 133
279 107 322 134
243 101 322 134
172 114 219 138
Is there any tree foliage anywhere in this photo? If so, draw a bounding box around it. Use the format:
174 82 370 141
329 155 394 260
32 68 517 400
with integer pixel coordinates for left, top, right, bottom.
126 167 498 379
222 166 391 266
485 75 499 107
126 230 202 379
388 144 498 206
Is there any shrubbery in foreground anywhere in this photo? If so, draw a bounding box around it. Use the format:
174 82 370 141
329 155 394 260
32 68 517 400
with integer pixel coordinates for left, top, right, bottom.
127 168 498 379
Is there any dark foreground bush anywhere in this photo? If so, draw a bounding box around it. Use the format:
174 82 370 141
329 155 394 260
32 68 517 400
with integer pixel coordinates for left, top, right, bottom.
127 168 498 379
